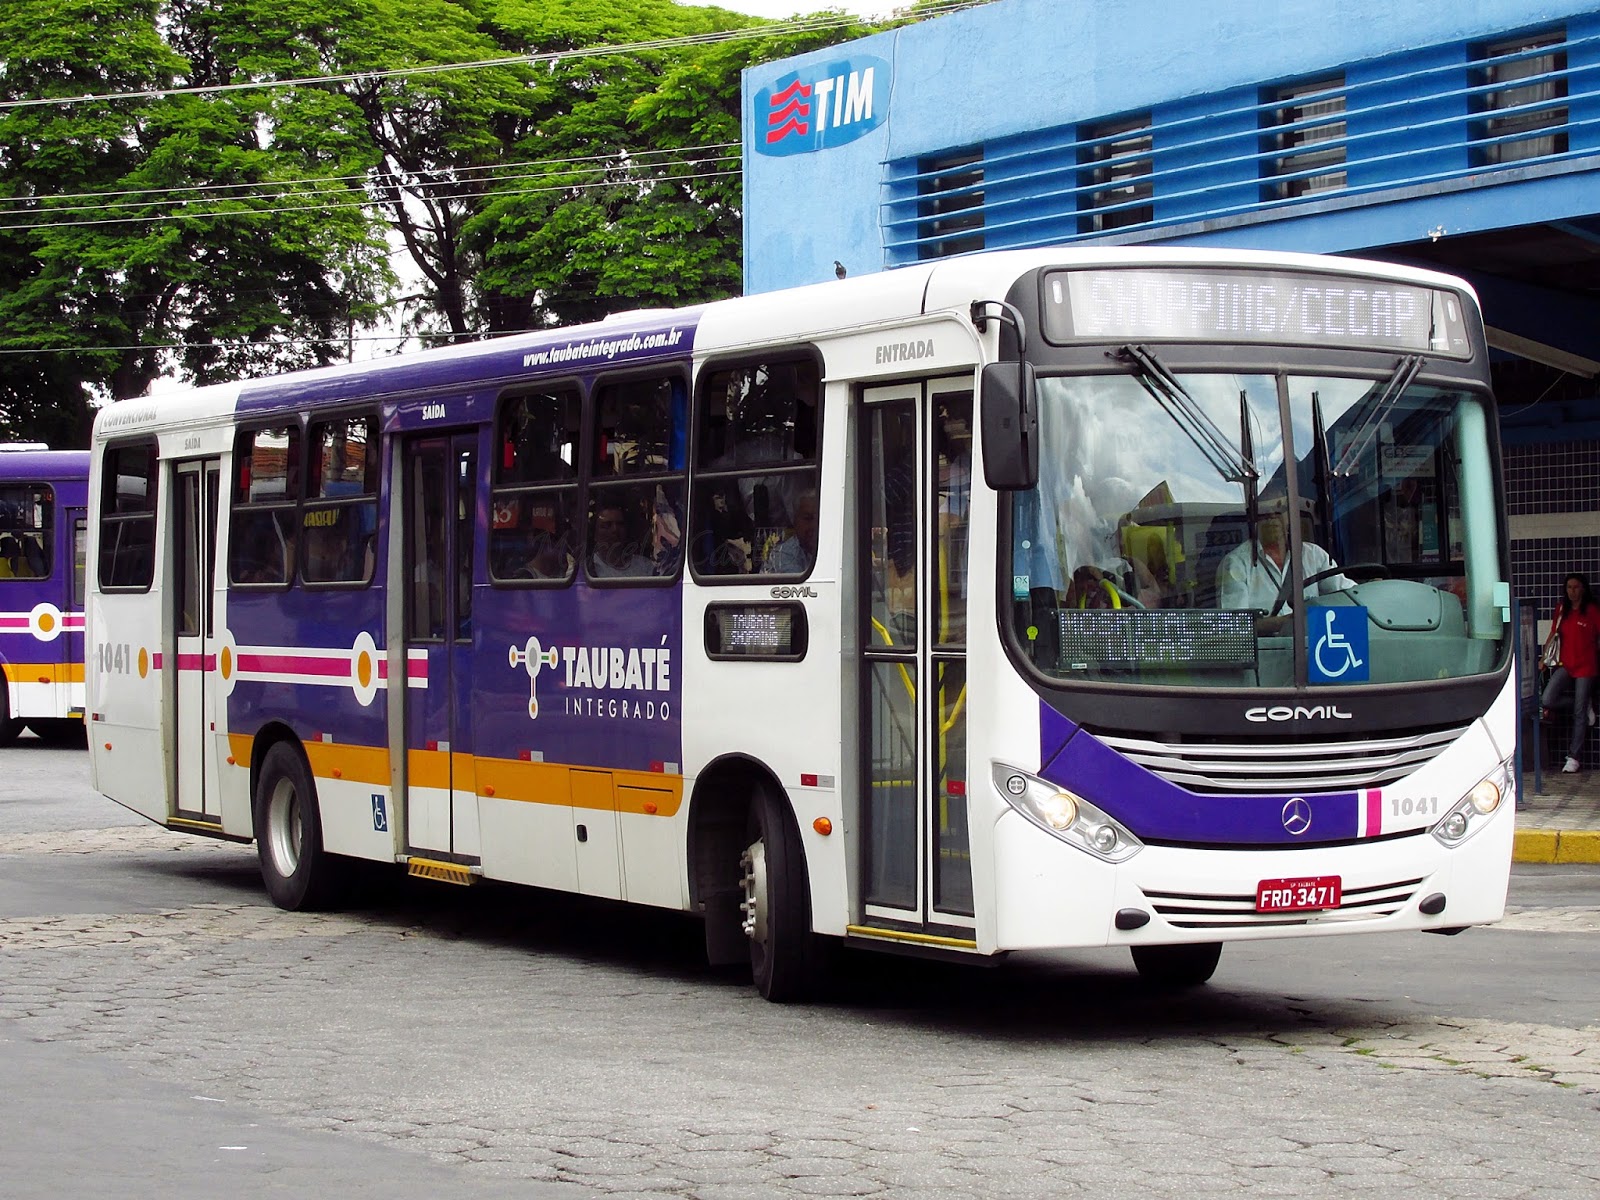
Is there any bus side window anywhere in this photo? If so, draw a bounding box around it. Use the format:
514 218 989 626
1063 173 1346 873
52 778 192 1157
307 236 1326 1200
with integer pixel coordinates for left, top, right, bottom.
98 442 158 591
690 354 822 579
491 388 580 585
586 374 686 583
0 483 55 579
228 425 300 588
300 416 377 586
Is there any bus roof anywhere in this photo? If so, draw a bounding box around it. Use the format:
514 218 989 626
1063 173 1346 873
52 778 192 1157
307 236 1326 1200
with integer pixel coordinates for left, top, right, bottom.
0 448 90 480
90 245 1480 442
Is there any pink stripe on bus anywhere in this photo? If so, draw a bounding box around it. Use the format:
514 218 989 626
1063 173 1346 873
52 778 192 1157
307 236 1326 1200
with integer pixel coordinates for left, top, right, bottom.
238 653 350 677
1365 789 1383 837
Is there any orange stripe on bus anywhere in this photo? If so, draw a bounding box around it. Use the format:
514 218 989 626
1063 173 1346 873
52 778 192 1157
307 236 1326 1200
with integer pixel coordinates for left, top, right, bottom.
304 740 391 786
220 732 681 816
1 662 85 683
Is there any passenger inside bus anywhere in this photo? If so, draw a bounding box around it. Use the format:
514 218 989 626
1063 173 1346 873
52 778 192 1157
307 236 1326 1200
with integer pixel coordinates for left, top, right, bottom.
589 500 655 579
0 535 18 578
761 489 819 574
513 528 573 580
20 534 46 577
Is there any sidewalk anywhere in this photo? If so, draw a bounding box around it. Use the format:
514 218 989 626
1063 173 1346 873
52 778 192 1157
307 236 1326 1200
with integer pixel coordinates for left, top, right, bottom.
1515 760 1600 863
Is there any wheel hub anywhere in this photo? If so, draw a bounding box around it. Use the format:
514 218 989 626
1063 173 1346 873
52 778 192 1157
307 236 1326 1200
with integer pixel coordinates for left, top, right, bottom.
739 839 769 944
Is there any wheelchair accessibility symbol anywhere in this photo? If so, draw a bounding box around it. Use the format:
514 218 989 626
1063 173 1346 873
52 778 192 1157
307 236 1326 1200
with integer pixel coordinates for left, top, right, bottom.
1309 607 1369 684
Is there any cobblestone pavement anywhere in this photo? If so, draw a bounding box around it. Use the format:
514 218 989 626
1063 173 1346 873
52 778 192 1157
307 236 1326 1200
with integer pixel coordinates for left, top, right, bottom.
2 826 1598 1199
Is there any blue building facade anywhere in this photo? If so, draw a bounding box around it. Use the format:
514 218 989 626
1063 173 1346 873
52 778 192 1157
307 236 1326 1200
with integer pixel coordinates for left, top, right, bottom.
742 0 1600 764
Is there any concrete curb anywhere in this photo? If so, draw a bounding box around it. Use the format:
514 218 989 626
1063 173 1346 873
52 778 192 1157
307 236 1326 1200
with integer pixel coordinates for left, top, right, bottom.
1513 828 1600 864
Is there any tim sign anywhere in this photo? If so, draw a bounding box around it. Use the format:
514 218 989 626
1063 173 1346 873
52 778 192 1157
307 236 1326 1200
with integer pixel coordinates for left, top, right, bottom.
753 56 890 156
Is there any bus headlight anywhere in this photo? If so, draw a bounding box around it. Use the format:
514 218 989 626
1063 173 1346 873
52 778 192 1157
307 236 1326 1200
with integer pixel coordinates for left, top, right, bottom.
992 764 1143 862
1431 759 1512 848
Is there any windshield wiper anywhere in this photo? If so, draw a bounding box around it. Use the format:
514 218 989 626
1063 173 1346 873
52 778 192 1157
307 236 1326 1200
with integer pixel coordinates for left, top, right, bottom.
1310 391 1344 563
1117 345 1258 485
1331 354 1424 477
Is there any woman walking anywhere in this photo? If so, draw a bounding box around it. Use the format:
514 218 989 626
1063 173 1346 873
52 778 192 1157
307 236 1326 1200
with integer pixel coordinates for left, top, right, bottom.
1541 572 1600 773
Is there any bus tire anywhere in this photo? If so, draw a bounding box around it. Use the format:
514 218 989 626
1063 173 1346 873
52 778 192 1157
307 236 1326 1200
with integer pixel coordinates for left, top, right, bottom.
27 719 87 747
741 787 815 1003
0 682 22 746
253 742 340 912
1130 942 1222 988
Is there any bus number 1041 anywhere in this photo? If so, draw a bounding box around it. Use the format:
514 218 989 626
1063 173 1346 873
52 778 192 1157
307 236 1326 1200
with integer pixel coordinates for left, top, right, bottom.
97 642 134 675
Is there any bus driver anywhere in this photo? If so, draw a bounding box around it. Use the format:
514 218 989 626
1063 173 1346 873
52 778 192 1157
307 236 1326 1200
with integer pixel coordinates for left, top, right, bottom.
1217 494 1349 633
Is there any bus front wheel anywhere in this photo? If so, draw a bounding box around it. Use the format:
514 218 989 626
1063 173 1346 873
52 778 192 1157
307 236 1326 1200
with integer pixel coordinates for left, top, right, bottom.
1131 942 1222 987
253 742 340 911
740 788 814 1003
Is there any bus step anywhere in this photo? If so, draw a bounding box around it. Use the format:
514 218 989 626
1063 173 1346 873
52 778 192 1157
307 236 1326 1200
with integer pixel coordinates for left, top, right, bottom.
407 858 478 886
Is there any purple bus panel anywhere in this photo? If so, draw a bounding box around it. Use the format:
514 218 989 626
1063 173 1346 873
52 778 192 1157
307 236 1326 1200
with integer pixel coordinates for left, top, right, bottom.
1039 702 1368 847
233 315 701 418
0 451 89 728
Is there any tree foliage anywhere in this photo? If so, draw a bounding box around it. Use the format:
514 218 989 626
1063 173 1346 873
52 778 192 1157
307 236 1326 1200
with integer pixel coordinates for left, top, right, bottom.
0 0 898 444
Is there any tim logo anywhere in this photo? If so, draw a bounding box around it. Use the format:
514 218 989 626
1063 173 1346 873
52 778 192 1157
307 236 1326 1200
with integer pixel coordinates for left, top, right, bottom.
754 56 890 157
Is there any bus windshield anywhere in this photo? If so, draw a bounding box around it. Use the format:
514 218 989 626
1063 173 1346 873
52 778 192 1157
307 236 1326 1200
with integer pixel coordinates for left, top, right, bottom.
1008 369 1507 689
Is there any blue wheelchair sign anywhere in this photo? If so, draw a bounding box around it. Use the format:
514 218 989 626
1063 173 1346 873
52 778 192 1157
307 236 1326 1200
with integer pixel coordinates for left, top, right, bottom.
371 793 389 832
1309 606 1369 684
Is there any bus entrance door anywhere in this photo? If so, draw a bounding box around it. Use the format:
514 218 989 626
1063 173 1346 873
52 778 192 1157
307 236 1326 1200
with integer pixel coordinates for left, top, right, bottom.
400 432 481 868
172 459 222 822
856 381 975 942
65 507 87 722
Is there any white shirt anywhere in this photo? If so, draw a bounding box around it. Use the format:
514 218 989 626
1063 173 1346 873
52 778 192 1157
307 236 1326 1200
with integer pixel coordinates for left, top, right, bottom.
1217 539 1350 612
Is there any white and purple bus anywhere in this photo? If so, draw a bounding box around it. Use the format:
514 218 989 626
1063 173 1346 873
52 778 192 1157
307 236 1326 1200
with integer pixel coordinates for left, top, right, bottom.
0 446 88 745
87 247 1513 999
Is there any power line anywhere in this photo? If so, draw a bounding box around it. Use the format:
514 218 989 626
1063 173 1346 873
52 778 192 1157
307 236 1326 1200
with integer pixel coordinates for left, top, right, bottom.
0 150 741 228
0 329 482 355
0 142 741 212
0 163 742 233
0 6 983 113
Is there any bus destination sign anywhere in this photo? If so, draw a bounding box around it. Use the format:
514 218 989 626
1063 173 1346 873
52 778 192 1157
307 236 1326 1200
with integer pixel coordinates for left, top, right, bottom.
1042 268 1471 357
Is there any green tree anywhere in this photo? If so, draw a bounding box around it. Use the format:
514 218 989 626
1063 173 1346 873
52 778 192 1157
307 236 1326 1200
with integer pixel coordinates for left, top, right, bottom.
0 0 392 442
468 1 881 329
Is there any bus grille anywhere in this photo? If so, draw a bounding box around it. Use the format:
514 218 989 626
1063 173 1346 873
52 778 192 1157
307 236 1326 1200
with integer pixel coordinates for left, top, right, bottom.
1094 723 1470 794
1141 877 1425 929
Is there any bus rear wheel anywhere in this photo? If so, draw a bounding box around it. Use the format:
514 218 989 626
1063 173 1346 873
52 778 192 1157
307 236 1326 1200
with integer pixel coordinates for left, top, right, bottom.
253 742 340 911
740 788 815 1003
27 719 87 747
0 686 22 746
1131 942 1222 988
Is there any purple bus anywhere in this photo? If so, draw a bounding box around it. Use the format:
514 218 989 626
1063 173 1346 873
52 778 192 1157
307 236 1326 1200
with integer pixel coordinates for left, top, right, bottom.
0 447 89 744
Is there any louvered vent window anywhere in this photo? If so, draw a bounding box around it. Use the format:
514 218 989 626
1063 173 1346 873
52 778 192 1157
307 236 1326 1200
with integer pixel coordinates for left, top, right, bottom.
1261 75 1347 200
1077 115 1152 233
915 149 985 260
1470 29 1568 166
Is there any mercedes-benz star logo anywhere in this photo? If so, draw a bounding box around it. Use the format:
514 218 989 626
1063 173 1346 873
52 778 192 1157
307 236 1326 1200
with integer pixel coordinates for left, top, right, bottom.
1281 797 1313 837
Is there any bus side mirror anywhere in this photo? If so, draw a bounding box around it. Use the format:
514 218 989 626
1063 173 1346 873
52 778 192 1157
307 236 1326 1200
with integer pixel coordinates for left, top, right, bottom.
980 361 1038 490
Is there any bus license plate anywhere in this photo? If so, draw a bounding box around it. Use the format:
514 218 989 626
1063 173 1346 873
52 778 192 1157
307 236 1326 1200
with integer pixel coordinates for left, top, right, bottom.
1255 876 1342 913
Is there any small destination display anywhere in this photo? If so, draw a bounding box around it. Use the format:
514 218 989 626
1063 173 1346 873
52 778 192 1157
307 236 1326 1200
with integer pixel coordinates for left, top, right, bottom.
1042 267 1471 357
704 602 809 662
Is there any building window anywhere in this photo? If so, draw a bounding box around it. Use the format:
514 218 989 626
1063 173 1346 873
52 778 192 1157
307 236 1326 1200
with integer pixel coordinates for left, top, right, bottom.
915 149 985 259
1261 75 1347 201
1470 29 1568 166
1078 114 1152 233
